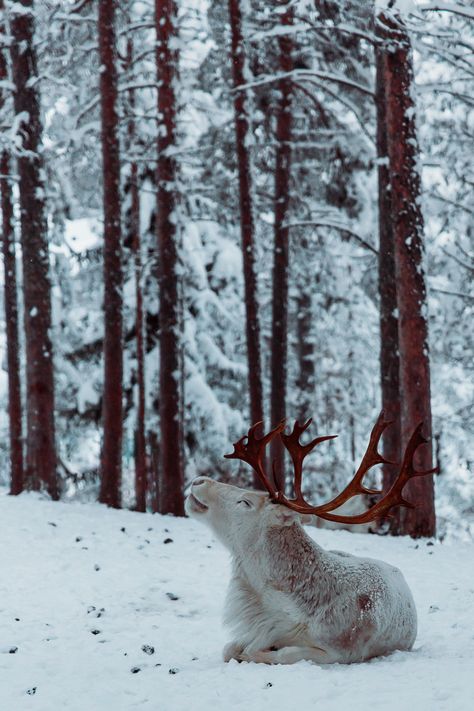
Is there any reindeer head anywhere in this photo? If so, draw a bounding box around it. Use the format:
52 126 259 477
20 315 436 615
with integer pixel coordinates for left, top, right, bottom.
185 477 303 553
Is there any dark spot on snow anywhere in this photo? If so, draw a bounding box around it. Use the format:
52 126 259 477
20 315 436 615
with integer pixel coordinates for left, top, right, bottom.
94 564 101 571
426 541 434 546
82 546 89 550
142 645 155 655
15 618 20 622
26 688 37 695
121 527 126 533
414 544 419 549
155 663 162 667
428 551 433 555
9 647 18 654
145 539 150 544
166 592 179 601
191 657 198 661
163 538 173 544
76 536 82 542
88 607 105 618
91 629 101 635
147 527 153 532
48 521 57 527
131 667 141 674
266 682 273 688
207 545 212 549
164 528 169 533
124 653 128 656
168 668 178 675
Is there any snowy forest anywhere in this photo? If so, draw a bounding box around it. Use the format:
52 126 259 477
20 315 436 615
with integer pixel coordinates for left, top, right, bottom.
0 0 473 537
1 0 474 708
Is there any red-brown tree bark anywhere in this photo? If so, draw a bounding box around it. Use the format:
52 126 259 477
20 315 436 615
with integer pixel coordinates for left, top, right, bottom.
228 0 265 488
0 150 24 496
9 0 57 498
98 0 123 509
155 0 185 516
380 12 435 537
295 277 315 424
375 17 402 534
0 27 24 495
270 1 293 491
126 37 147 513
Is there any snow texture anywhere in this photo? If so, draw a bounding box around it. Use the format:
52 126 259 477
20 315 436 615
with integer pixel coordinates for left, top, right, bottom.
0 491 473 711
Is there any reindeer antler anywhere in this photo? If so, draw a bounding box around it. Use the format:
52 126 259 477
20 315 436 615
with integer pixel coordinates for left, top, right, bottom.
225 412 437 525
224 420 286 495
280 419 337 503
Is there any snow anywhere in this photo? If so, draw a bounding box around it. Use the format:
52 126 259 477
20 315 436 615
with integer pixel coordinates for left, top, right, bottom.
64 218 101 253
1 492 473 711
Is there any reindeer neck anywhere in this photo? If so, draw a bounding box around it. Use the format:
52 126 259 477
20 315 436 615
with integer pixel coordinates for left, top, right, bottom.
265 522 324 569
260 523 336 608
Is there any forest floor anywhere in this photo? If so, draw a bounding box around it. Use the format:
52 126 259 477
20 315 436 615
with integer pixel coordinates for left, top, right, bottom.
0 490 473 711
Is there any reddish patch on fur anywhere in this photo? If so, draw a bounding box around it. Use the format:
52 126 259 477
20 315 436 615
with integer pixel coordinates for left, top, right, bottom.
358 594 373 612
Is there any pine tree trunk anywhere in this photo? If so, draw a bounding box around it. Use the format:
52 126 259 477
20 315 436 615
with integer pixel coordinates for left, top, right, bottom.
98 0 123 509
9 0 57 499
380 12 435 538
270 2 293 491
155 0 185 516
228 0 265 487
295 287 315 424
126 38 147 513
375 17 401 534
0 18 24 495
0 149 24 495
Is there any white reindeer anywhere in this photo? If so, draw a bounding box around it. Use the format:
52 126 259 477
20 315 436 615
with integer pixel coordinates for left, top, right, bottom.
185 414 435 665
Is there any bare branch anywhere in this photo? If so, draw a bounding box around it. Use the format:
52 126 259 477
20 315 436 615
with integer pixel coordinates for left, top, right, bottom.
284 220 378 255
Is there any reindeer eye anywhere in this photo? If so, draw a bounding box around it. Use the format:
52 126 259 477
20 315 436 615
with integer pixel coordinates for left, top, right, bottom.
237 499 252 508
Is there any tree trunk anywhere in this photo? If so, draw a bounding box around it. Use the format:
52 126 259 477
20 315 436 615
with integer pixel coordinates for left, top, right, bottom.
147 431 160 514
9 0 57 499
295 288 315 424
228 0 265 487
380 12 435 538
98 0 123 509
126 37 147 513
1 152 24 496
375 16 402 534
155 0 185 516
0 50 24 494
270 2 293 491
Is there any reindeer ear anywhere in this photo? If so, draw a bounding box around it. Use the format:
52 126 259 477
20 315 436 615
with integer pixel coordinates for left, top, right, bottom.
274 506 298 526
299 513 314 525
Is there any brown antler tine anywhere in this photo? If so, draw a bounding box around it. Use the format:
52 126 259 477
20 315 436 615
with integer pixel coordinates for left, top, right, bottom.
304 420 437 524
224 420 285 495
397 422 439 481
281 419 337 502
308 411 391 514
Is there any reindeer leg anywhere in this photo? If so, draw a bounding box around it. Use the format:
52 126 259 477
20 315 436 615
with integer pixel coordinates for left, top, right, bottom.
223 640 245 662
237 645 338 665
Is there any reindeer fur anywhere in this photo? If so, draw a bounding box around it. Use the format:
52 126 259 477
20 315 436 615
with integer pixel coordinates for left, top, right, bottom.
186 477 417 665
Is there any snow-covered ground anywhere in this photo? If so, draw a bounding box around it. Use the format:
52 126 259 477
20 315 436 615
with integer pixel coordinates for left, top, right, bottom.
1 491 473 711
